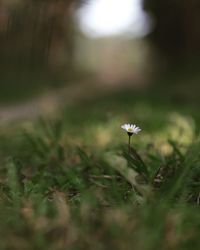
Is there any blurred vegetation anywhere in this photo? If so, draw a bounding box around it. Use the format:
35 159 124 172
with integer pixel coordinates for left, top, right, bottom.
0 0 81 66
144 0 200 66
0 90 200 249
0 0 84 101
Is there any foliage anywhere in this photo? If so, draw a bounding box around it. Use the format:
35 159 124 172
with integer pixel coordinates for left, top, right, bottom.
0 90 200 249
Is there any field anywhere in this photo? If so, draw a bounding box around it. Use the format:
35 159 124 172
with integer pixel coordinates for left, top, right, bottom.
0 87 200 250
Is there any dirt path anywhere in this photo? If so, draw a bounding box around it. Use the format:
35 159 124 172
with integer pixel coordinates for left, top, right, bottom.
0 81 122 125
0 83 85 124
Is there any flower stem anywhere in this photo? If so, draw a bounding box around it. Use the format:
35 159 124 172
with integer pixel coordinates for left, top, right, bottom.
128 135 131 154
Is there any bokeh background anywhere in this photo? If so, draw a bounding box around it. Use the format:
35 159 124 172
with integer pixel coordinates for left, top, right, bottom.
1 2 200 249
0 0 200 116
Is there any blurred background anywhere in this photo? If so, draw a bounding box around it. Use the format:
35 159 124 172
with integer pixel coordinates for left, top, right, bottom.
0 0 200 120
1 2 200 249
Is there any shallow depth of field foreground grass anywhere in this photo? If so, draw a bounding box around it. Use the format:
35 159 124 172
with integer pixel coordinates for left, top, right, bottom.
0 89 200 250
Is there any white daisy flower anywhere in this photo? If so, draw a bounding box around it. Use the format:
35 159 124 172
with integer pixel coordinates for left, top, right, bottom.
121 123 141 153
121 123 141 135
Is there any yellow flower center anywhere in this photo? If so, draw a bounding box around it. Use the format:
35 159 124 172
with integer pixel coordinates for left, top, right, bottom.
128 128 133 132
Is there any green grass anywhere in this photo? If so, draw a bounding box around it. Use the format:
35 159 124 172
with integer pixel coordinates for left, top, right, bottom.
0 89 200 250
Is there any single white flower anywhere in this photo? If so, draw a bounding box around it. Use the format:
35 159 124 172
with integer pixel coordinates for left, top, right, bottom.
121 123 141 135
121 123 141 153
